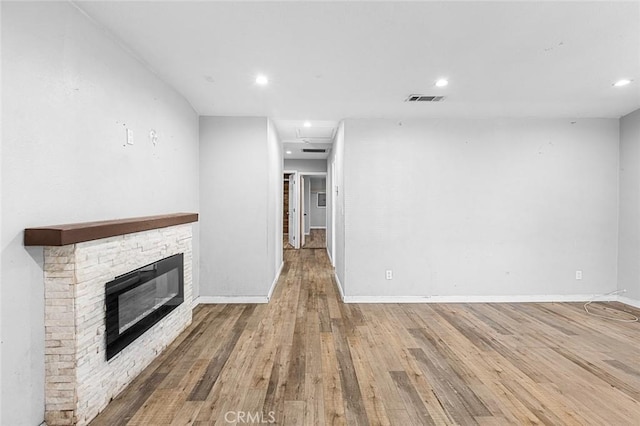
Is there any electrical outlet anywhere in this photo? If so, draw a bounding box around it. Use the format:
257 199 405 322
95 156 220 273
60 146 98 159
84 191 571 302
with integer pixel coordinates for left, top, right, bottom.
385 270 393 280
575 270 582 280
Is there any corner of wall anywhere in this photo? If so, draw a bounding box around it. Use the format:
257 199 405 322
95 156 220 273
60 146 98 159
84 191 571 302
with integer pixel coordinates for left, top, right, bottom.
331 121 346 296
199 116 276 299
617 108 640 305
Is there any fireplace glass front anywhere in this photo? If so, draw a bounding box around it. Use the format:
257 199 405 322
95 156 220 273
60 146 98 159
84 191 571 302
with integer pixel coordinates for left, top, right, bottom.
105 253 184 360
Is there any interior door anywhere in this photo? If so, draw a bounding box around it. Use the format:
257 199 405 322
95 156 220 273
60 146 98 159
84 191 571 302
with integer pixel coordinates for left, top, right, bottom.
288 173 297 248
331 164 336 265
300 175 306 248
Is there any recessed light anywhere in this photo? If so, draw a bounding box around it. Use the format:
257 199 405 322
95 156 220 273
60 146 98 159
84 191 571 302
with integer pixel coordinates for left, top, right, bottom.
255 74 269 86
435 78 449 87
286 150 292 155
303 121 311 128
613 79 632 87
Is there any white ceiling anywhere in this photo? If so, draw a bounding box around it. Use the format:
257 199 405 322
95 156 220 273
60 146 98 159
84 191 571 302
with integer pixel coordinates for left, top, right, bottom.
276 119 338 160
76 1 640 159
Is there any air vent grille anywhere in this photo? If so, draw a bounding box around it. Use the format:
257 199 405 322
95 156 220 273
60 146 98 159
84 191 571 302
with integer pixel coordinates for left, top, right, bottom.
302 149 327 153
405 95 446 102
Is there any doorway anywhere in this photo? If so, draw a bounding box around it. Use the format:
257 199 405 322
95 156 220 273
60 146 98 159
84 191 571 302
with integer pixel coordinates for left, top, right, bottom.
303 175 327 249
282 171 327 250
283 172 296 250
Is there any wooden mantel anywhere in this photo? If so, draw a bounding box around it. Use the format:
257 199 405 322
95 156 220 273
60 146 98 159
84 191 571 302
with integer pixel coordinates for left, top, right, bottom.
24 213 198 246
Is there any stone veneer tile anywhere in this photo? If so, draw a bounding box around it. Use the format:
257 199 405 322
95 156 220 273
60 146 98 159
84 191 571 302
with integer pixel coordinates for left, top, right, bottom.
44 224 193 426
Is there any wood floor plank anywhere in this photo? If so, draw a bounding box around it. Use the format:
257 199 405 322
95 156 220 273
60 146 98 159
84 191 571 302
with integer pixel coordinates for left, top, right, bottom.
187 305 256 401
318 294 333 332
386 409 415 426
551 346 640 401
498 379 569 425
408 347 480 425
89 372 167 426
464 303 514 336
347 333 392 425
205 334 272 424
304 289 326 426
157 304 236 375
262 343 293 424
356 326 406 413
160 305 242 390
605 359 640 378
331 317 370 425
389 370 436 425
394 347 454 425
431 304 550 384
282 400 305 425
408 328 491 417
168 401 202 426
326 277 343 319
319 333 347 426
90 249 640 426
284 277 308 401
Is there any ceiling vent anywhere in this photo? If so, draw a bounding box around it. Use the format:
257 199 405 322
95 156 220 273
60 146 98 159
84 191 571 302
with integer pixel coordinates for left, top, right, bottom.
405 95 446 102
302 148 327 153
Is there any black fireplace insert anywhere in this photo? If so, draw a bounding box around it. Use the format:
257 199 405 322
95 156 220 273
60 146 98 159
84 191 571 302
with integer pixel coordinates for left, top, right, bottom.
105 253 184 360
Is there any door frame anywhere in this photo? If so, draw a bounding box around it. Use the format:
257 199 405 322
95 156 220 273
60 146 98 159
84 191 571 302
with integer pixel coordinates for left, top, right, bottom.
330 161 336 267
284 170 299 249
296 171 327 249
282 170 328 251
300 174 306 248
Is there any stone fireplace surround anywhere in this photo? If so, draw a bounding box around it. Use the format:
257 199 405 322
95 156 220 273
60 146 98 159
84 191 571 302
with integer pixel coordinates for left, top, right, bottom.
25 213 198 425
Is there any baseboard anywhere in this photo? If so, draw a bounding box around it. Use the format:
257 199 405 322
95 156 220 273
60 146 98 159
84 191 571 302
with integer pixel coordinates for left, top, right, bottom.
333 272 345 302
342 294 614 304
326 247 333 266
192 264 284 307
193 295 269 305
192 291 639 307
267 262 285 301
310 226 326 229
617 295 640 309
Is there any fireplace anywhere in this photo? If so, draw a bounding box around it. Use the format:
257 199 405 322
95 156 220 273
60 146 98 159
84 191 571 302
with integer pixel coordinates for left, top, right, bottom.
106 253 184 360
26 214 196 425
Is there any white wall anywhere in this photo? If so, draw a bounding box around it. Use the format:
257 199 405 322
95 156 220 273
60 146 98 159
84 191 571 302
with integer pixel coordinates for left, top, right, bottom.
618 108 640 303
284 159 327 173
199 117 280 301
329 123 346 295
0 2 4 420
1 2 199 424
267 120 284 294
310 177 326 192
310 178 327 228
310 193 327 228
343 118 619 301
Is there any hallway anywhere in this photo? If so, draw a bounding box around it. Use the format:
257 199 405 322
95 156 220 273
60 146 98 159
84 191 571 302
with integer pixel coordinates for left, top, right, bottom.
284 229 326 250
91 249 640 425
302 229 326 249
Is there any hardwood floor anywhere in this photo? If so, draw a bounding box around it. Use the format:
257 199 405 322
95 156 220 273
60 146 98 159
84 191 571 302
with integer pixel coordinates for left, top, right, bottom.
303 229 325 249
283 229 325 250
283 234 294 250
91 249 640 425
